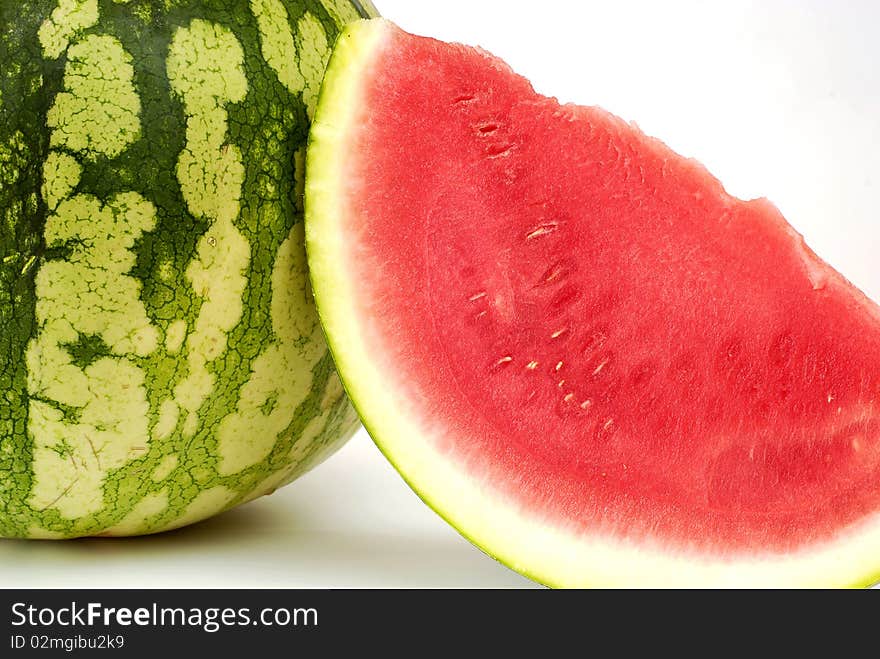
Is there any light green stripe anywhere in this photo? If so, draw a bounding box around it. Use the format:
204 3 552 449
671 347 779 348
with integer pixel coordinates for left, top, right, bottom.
38 0 98 59
47 34 141 159
250 0 305 95
166 19 251 437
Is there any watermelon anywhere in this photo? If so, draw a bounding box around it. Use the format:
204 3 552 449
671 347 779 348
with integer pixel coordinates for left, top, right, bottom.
306 19 880 587
0 0 377 539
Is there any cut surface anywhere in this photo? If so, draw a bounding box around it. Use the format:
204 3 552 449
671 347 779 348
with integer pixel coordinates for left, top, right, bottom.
307 19 880 586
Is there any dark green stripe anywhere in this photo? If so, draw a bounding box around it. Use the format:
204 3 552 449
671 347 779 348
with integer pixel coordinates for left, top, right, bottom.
0 0 56 537
350 0 378 18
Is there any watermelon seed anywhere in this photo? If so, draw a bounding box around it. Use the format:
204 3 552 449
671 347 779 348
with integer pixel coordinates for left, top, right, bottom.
492 356 513 371
827 393 835 403
580 400 592 410
526 361 539 370
563 393 575 403
469 291 487 301
593 358 610 376
453 94 475 104
486 143 514 158
551 328 568 339
557 380 566 388
540 262 566 285
596 418 617 441
476 122 500 135
555 361 564 371
475 311 487 319
525 223 559 241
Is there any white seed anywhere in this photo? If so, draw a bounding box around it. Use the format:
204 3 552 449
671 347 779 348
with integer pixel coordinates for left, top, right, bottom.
526 223 558 240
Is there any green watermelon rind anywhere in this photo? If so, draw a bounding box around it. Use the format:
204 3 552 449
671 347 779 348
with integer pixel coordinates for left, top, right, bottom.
305 18 880 589
0 0 376 540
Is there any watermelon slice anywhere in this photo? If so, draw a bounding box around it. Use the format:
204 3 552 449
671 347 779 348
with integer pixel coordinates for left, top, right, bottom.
306 18 880 587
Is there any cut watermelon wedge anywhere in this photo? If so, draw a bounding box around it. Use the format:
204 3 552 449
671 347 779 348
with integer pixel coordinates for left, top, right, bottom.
306 18 880 587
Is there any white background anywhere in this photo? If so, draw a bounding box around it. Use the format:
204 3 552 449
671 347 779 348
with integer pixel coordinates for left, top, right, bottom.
3 0 879 588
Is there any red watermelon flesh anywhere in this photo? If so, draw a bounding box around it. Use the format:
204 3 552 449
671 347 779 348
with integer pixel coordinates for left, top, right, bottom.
306 19 880 586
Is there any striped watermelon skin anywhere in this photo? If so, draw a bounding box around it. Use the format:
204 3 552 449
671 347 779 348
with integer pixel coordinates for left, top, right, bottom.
0 0 377 539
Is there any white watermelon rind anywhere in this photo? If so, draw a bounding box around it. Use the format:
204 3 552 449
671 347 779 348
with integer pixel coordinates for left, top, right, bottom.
305 18 880 588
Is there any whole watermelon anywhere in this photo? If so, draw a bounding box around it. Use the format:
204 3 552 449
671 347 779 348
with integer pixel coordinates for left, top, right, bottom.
0 0 377 538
